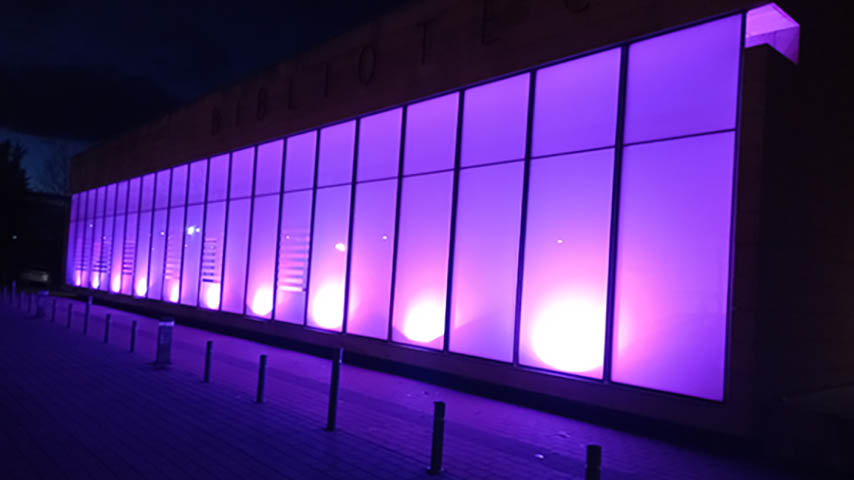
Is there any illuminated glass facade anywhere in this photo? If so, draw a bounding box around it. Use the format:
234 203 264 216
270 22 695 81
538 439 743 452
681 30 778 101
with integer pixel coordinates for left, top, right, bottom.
65 14 761 401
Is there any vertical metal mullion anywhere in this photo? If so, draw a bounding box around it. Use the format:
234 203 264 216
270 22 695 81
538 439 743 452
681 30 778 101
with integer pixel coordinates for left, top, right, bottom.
196 159 211 308
302 131 322 326
243 147 260 316
511 71 538 365
271 141 289 320
144 175 158 298
177 165 191 303
442 91 465 352
722 12 748 403
160 169 174 300
386 106 408 341
119 182 130 294
602 45 630 382
78 191 89 288
341 119 361 334
219 153 234 311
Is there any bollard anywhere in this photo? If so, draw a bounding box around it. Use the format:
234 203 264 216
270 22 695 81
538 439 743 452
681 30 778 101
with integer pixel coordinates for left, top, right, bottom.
35 295 45 318
203 340 213 383
11 281 17 306
83 296 92 334
66 304 73 328
103 314 111 344
27 292 33 315
256 354 267 403
130 320 137 353
585 445 602 480
51 298 57 323
427 401 446 475
154 318 174 367
325 347 343 432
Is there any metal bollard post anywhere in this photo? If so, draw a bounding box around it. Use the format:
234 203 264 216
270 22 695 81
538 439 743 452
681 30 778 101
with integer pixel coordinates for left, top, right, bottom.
256 354 267 403
35 295 45 318
203 341 213 383
51 298 57 323
103 314 111 343
66 304 73 328
585 445 602 480
11 281 16 306
427 401 446 475
325 348 343 432
154 318 174 367
27 292 33 315
130 320 137 352
83 296 92 334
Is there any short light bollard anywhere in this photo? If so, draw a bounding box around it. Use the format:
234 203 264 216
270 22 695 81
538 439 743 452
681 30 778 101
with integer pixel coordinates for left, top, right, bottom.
83 296 92 334
51 298 57 323
35 295 45 318
256 354 267 403
130 320 137 352
585 445 602 480
154 318 174 367
325 347 343 432
103 314 111 344
27 292 33 315
427 401 446 475
66 304 73 328
203 340 213 383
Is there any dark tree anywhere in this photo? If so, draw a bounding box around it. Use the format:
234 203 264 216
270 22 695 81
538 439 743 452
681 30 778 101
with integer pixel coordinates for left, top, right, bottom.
0 140 30 197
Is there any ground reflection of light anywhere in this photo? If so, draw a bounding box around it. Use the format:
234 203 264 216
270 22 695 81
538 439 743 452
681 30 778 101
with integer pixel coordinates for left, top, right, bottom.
250 287 273 316
204 283 221 309
168 284 179 303
111 276 121 293
135 278 148 297
403 299 445 343
311 282 343 330
531 298 605 373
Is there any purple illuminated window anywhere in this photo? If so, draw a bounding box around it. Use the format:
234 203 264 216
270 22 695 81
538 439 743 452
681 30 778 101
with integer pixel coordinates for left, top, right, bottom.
403 93 458 175
73 191 89 287
284 131 317 191
532 49 621 156
346 179 397 339
222 147 254 314
357 108 401 181
274 190 313 323
109 181 128 293
146 170 171 300
307 186 351 331
317 121 356 187
519 150 614 377
163 165 187 303
200 155 229 309
461 74 529 167
99 183 117 292
391 172 453 349
246 140 283 318
66 194 80 285
624 15 741 143
449 162 523 362
181 159 207 306
122 178 141 295
613 132 734 401
133 174 155 297
81 189 97 287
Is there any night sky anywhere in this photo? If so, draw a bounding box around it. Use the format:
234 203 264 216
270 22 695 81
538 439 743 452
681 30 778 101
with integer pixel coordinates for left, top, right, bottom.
0 0 409 193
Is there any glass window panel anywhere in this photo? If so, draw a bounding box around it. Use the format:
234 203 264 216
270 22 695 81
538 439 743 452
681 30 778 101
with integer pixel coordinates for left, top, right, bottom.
181 204 204 306
532 49 621 157
624 15 741 143
163 206 185 302
306 186 351 331
613 132 734 401
246 194 280 318
207 154 230 202
110 212 126 293
255 140 283 196
116 181 128 214
133 211 152 297
346 179 396 339
357 108 401 181
140 174 155 211
82 189 97 287
66 194 80 285
284 131 317 191
170 165 188 206
105 184 117 216
187 159 208 204
449 162 523 362
200 201 226 310
317 121 356 187
128 177 141 212
274 190 313 323
91 216 103 289
122 178 141 295
403 93 458 175
461 74 529 167
147 209 167 300
154 170 171 209
519 149 614 378
391 172 453 349
222 198 251 314
230 147 255 199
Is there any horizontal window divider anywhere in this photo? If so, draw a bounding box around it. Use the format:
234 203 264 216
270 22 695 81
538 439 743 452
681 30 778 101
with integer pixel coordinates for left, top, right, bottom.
354 175 399 185
400 167 456 179
458 157 526 171
530 144 616 162
623 128 736 149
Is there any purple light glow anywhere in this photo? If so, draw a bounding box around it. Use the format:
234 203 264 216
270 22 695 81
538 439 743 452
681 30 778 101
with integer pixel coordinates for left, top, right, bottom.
746 3 799 63
284 131 317 191
110 181 128 294
461 74 529 166
274 190 312 323
357 108 401 181
246 141 283 319
306 186 351 331
403 93 458 175
317 121 356 187
221 147 254 314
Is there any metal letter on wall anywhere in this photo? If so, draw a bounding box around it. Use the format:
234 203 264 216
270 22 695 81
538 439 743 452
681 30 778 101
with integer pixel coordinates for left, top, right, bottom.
211 107 222 136
358 46 376 85
256 87 268 121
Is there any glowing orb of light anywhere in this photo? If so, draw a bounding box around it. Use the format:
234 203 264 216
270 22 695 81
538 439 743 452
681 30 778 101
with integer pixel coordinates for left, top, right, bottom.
250 288 273 317
135 278 148 297
310 282 344 330
531 299 605 373
334 242 346 252
204 283 221 309
91 275 100 289
403 300 445 343
168 284 180 303
111 276 121 293
186 226 196 236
